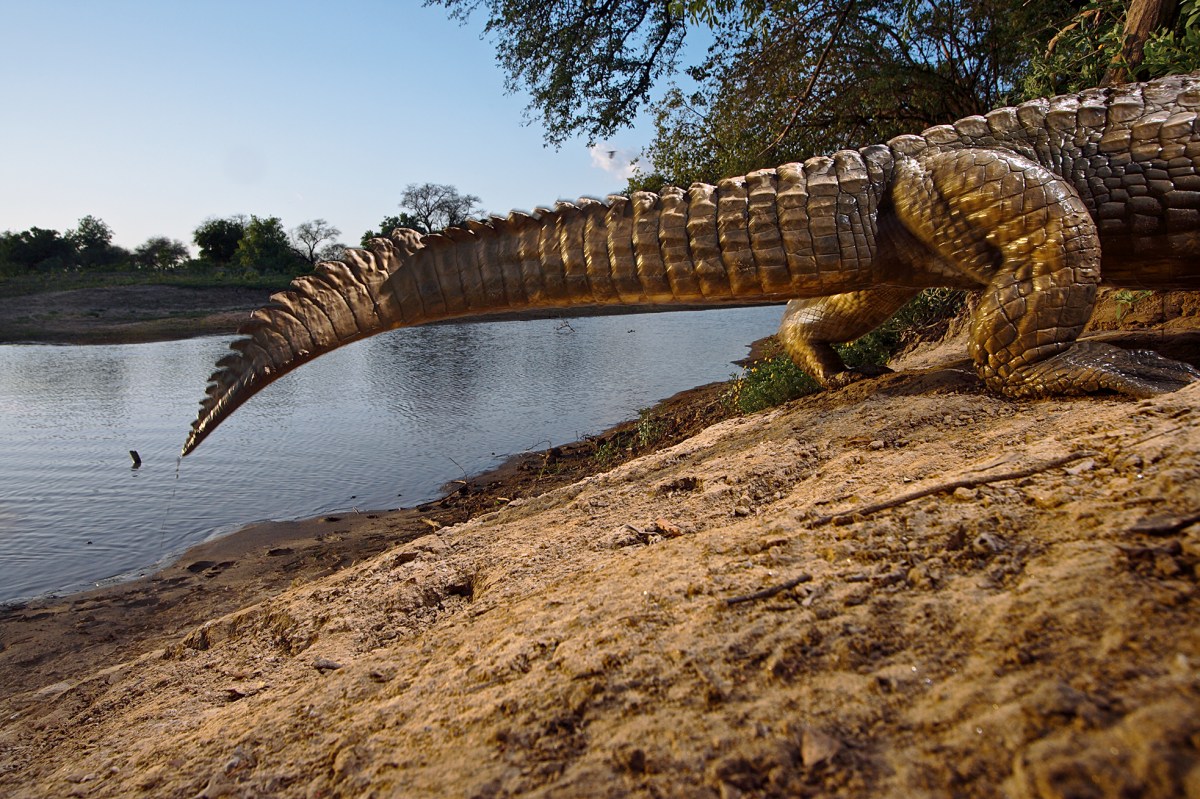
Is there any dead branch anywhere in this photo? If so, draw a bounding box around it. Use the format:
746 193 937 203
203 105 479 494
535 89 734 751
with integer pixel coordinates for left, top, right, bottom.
809 450 1099 527
725 572 813 605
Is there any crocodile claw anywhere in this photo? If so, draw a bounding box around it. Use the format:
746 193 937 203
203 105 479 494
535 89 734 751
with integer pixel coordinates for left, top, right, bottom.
1011 341 1200 398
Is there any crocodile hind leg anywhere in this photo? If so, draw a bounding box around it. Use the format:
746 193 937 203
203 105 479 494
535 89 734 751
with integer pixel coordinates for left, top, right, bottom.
893 146 1199 398
778 287 919 387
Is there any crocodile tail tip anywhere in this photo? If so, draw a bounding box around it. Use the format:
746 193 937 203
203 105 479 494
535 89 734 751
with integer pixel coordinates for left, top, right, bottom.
181 347 274 456
181 248 403 456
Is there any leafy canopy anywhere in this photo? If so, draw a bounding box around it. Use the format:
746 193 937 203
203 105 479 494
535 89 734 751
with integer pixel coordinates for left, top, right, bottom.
430 0 690 145
193 217 247 265
133 237 190 272
432 0 1196 189
234 216 308 275
633 0 1081 189
362 213 429 245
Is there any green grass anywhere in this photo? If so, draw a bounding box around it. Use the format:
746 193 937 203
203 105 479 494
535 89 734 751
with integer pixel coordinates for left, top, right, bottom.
727 288 967 414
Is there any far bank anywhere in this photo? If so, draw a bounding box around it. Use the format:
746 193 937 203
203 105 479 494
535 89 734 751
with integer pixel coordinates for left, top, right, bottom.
0 284 272 345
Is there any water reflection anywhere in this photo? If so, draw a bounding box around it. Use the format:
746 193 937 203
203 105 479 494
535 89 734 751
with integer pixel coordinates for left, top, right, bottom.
0 306 783 602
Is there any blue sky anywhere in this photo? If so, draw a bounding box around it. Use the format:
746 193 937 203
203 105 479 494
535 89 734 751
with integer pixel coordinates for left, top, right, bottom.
0 1 657 250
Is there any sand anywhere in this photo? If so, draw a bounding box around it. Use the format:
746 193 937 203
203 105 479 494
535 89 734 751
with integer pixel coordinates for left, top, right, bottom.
0 289 1197 797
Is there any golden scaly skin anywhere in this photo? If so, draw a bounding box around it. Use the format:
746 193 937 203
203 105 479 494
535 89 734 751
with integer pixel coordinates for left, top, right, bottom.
183 72 1200 456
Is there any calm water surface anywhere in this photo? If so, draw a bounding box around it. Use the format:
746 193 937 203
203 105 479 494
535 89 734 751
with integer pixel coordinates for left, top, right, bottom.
0 307 783 602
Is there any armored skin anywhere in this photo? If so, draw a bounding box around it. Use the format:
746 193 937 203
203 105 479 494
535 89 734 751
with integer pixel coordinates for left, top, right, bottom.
184 72 1200 456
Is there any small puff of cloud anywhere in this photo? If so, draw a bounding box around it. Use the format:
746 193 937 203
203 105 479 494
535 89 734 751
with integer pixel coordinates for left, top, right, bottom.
588 144 640 181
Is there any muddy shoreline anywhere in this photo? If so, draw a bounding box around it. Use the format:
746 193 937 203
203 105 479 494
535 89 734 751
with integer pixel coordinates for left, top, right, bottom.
0 284 270 345
0 359 750 699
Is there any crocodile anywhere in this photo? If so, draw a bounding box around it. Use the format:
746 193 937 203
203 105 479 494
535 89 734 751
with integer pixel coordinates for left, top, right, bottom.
183 71 1200 456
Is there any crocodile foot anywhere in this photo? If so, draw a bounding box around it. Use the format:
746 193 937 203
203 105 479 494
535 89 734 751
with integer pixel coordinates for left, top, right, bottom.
1005 341 1200 398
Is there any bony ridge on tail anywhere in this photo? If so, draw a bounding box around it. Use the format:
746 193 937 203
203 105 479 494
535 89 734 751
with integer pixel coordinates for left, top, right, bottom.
183 71 1200 456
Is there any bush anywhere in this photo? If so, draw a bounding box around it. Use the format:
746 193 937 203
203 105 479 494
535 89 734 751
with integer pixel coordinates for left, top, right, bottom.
727 288 967 414
726 354 821 414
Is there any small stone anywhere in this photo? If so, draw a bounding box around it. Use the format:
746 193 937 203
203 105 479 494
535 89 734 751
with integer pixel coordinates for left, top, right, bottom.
410 534 448 554
1064 458 1096 475
1155 553 1182 577
312 657 344 672
868 439 885 450
1026 487 1064 509
653 517 684 537
224 681 267 700
607 524 648 548
733 505 752 517
952 487 978 501
907 564 938 590
972 533 1006 555
801 727 842 767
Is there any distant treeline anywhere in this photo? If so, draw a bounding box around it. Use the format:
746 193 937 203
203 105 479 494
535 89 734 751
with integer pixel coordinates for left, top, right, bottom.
0 214 345 283
0 183 484 292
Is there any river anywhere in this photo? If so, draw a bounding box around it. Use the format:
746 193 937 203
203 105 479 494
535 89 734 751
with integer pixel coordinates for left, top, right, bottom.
0 306 783 603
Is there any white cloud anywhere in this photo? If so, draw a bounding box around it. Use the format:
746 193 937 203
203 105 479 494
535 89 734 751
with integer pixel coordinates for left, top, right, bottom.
588 144 641 181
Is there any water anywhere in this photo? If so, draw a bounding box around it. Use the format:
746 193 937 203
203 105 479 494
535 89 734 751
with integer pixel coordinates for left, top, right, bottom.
0 306 783 603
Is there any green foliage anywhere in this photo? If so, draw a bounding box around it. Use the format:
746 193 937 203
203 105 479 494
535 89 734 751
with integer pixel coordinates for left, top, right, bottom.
636 408 668 448
1144 0 1200 73
133 237 190 272
0 227 76 273
66 215 127 270
726 288 965 413
234 216 308 275
193 216 246 264
633 0 1076 188
431 0 689 145
1113 288 1154 320
726 353 821 414
592 439 622 466
362 213 428 245
837 287 966 368
0 267 292 300
1022 0 1199 97
400 183 483 232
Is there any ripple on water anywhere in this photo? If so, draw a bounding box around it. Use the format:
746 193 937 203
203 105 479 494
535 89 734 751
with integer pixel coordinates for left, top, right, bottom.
0 306 783 601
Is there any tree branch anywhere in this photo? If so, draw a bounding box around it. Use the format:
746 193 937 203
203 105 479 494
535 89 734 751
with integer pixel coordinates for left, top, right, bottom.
757 0 858 159
809 450 1099 527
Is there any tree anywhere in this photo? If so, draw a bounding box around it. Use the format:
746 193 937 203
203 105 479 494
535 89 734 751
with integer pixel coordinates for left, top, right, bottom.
193 216 247 264
67 215 125 269
235 216 308 274
399 183 482 232
317 242 348 262
0 227 76 273
290 219 343 265
66 215 112 252
361 212 429 245
1023 0 1197 96
431 0 692 145
630 0 1082 190
133 237 190 272
435 0 1193 188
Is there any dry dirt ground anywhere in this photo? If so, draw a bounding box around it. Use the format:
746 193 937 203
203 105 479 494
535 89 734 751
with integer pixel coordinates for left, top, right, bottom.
0 292 1199 798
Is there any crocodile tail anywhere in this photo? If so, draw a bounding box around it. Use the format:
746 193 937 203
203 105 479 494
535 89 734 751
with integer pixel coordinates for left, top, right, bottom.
184 149 893 455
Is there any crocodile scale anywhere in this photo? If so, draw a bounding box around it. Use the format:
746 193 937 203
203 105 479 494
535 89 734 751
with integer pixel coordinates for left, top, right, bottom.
184 72 1200 455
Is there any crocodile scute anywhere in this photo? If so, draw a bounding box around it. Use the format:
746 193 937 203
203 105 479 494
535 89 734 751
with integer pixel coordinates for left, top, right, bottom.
183 72 1200 456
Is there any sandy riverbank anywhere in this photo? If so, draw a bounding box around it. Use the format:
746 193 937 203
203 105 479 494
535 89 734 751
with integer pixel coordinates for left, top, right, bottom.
0 290 1197 797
